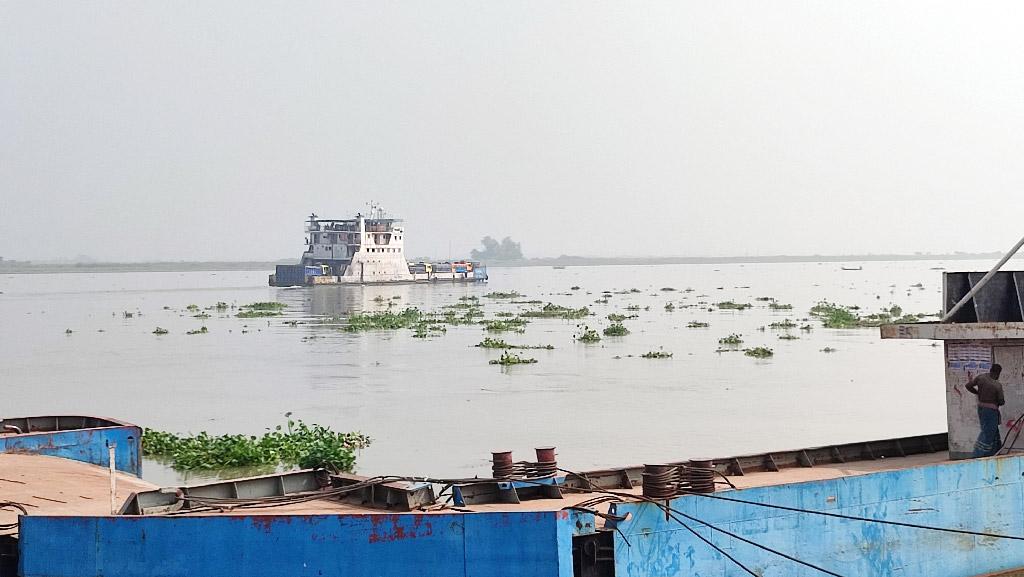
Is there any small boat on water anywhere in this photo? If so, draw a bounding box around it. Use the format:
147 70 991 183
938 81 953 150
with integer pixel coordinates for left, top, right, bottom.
841 265 863 270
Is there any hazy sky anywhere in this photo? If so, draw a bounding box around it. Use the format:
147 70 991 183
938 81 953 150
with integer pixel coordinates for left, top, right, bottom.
3 2 1024 261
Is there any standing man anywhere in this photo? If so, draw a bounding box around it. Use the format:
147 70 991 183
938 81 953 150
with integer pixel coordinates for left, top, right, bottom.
966 363 1005 457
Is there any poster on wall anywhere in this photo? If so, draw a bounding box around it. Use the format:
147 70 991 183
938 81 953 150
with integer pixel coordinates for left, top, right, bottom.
947 343 992 371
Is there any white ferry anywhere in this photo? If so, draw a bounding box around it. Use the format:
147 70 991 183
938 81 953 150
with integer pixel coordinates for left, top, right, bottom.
269 207 487 286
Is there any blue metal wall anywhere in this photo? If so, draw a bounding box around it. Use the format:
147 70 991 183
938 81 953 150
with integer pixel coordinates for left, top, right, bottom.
19 511 574 577
609 455 1024 576
0 426 141 477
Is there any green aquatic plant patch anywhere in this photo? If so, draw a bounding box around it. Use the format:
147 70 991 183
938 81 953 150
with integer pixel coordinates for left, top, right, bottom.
718 333 743 346
809 301 860 328
142 419 371 472
412 323 446 338
484 291 522 299
237 301 286 318
641 350 673 359
476 337 552 350
242 302 287 310
575 325 601 343
603 323 630 337
607 313 638 322
481 318 528 333
344 308 423 331
431 309 483 326
744 347 774 358
489 351 538 366
521 303 589 319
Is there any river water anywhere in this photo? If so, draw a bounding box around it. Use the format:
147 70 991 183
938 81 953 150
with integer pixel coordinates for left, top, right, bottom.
0 261 961 486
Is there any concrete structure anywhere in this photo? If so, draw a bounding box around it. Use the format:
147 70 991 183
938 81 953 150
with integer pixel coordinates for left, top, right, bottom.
882 271 1024 459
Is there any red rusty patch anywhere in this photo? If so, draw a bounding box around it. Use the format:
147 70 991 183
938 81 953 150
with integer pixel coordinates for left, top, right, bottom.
368 514 433 544
249 516 277 533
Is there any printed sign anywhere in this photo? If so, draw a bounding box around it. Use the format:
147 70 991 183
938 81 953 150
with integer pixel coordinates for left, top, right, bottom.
947 343 992 371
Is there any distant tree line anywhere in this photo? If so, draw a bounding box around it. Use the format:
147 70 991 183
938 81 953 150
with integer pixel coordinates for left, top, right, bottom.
471 236 523 262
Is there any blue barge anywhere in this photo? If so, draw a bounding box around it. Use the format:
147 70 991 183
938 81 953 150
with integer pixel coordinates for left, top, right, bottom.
6 427 1024 577
8 270 1024 576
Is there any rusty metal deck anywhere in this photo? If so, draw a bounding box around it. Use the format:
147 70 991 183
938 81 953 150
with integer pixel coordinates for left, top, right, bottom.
0 454 156 534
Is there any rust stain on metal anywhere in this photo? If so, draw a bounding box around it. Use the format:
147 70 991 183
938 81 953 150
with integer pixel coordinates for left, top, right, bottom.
368 514 433 544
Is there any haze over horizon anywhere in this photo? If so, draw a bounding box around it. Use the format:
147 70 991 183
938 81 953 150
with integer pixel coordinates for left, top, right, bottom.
4 2 1024 262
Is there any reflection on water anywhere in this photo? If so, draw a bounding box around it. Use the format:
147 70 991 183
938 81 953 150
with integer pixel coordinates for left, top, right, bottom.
0 261 985 485
301 282 460 318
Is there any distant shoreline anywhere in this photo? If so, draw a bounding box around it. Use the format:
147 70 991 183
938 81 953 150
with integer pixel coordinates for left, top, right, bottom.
0 252 1008 275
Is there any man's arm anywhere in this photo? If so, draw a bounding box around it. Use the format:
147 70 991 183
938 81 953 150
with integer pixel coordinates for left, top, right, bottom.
997 384 1006 406
966 375 981 395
